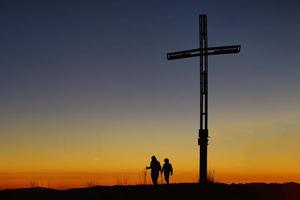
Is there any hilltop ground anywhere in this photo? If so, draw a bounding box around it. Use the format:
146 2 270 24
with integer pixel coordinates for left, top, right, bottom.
1 183 300 200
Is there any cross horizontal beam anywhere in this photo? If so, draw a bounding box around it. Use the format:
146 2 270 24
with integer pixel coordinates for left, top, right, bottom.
167 45 240 60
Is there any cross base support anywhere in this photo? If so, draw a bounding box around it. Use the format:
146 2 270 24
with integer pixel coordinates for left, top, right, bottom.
198 129 208 184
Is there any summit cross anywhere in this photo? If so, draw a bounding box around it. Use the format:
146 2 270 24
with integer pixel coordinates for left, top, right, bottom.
167 15 241 184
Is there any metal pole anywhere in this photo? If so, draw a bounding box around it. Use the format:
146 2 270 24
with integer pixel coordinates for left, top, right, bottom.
198 15 208 184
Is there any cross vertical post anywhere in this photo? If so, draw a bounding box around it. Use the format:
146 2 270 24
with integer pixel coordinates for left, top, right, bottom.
166 14 240 184
199 15 209 184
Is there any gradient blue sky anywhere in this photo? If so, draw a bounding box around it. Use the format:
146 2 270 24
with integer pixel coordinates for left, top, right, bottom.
0 0 300 187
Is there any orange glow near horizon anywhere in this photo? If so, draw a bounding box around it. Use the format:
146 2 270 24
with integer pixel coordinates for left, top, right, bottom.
1 171 300 189
1 113 300 189
1 84 300 189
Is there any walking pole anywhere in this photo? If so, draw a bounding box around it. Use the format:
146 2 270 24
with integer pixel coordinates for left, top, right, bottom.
144 168 147 185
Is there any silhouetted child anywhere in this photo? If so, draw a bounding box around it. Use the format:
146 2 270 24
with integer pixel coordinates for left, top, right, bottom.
146 156 161 185
161 158 173 184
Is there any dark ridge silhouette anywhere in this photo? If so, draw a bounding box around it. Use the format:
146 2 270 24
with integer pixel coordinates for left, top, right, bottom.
1 183 300 200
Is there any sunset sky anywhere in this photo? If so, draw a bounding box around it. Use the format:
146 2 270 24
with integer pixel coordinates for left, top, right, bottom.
1 0 300 189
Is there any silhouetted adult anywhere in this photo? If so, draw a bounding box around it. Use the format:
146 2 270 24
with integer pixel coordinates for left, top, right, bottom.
161 158 173 184
146 156 161 185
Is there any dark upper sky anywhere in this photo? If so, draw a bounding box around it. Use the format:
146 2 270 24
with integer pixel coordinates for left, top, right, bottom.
1 1 300 117
1 0 300 185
